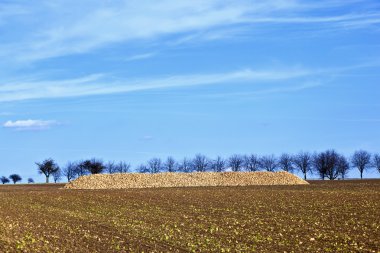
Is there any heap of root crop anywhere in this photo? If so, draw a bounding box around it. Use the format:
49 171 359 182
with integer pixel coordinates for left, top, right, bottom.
64 171 308 189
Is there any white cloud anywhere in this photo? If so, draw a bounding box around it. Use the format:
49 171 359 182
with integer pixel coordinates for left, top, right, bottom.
124 52 156 62
206 81 323 99
3 119 59 130
0 3 27 24
0 0 378 62
0 67 312 102
1 61 377 103
0 61 380 103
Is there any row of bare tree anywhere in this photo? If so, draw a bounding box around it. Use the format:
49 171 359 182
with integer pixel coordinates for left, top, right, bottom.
0 175 34 184
35 159 130 183
31 150 380 183
133 150 379 180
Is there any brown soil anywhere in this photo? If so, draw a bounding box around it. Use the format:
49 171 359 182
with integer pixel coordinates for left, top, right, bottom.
64 171 308 189
0 180 379 252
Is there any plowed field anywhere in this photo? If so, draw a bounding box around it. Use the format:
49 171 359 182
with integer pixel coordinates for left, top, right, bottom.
0 180 379 252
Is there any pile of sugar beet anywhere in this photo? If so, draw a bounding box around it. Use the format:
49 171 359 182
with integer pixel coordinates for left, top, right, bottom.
64 171 308 189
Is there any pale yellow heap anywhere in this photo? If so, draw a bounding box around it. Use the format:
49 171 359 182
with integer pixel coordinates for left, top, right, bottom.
64 171 308 189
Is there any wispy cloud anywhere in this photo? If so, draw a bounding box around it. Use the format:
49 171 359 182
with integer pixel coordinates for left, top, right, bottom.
124 52 156 62
1 60 377 103
0 0 378 62
205 81 323 99
3 119 59 130
0 3 27 25
141 135 154 141
0 112 13 116
0 67 313 102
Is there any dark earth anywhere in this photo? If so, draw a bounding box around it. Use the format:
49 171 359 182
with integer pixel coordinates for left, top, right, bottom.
0 180 379 252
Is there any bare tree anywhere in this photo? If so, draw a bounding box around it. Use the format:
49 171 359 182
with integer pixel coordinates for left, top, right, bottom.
80 159 105 174
147 158 162 173
373 154 380 174
293 152 312 180
9 174 22 184
52 168 62 183
278 153 294 173
210 156 226 172
337 155 350 179
243 154 260 172
63 162 77 182
312 152 328 180
313 151 349 180
36 158 59 183
351 150 371 179
313 151 344 180
106 161 117 174
74 160 88 177
178 158 192 173
28 178 34 184
1 176 10 184
228 155 244 172
327 150 341 180
137 164 149 173
164 157 177 172
115 161 131 173
259 155 277 172
192 154 209 172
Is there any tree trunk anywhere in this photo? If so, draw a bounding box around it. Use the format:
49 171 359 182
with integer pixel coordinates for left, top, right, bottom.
360 171 363 179
304 173 307 180
46 176 49 183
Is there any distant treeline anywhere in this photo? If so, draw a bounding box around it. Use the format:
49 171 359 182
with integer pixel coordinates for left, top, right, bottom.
1 150 380 184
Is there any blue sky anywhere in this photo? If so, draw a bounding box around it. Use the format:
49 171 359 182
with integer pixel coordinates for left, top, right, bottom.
0 0 379 182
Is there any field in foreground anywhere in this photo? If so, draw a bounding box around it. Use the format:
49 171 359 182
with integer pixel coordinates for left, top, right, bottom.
0 181 379 252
